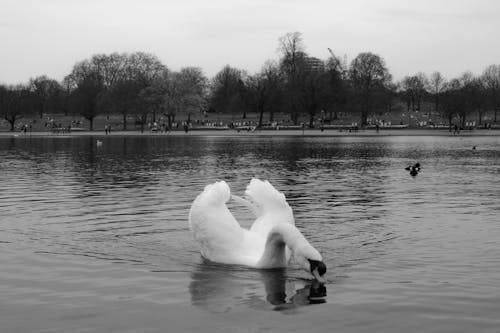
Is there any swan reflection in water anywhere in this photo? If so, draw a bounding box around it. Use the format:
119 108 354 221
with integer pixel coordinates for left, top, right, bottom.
189 260 327 313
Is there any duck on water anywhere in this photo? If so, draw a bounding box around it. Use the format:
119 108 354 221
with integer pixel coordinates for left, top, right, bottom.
405 163 421 176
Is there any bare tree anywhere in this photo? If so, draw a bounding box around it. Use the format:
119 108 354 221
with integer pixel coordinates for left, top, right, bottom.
278 32 307 124
105 77 144 130
166 67 208 126
175 67 209 119
278 32 305 77
458 72 476 128
442 72 484 128
29 76 63 118
0 84 33 131
324 50 348 122
138 68 169 131
400 73 427 112
414 72 428 111
65 52 166 130
400 76 414 112
429 71 446 113
209 65 247 117
65 55 115 130
127 52 167 123
441 79 461 130
482 64 500 122
245 60 282 127
295 57 331 128
349 52 392 126
471 78 487 125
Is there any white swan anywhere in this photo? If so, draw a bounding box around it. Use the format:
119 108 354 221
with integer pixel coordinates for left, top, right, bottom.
188 178 326 282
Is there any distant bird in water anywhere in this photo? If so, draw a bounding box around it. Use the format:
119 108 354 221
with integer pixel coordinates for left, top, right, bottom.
96 139 103 147
405 163 421 176
472 146 476 150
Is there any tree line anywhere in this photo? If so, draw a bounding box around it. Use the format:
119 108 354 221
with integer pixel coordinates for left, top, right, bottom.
1 32 499 131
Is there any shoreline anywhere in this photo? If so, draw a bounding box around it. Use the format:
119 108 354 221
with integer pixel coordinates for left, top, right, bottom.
1 128 500 138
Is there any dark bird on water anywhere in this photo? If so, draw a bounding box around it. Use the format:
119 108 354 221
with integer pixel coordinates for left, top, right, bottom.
405 163 421 176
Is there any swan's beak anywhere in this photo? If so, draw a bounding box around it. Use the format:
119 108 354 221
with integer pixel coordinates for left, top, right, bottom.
308 259 327 283
312 268 326 283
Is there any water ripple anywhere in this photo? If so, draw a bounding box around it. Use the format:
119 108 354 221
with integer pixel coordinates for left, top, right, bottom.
1 135 500 332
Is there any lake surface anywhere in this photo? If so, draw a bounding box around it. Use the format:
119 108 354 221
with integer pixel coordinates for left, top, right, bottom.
1 134 499 333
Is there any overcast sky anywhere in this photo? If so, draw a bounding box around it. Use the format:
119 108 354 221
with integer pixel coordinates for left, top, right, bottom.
1 0 500 84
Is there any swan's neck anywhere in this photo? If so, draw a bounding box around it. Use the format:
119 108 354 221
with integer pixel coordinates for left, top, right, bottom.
257 223 311 268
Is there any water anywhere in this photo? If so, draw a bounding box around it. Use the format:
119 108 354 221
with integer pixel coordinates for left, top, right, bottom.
0 134 499 333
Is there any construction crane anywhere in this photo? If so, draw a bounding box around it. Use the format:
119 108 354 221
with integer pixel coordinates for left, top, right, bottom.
327 48 348 76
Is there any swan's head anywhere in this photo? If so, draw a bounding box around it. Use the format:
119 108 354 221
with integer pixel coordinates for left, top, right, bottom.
295 246 327 283
308 259 327 282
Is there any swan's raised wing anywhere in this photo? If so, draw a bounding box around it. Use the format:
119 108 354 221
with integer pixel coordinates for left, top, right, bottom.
189 181 246 263
244 178 294 221
245 179 295 235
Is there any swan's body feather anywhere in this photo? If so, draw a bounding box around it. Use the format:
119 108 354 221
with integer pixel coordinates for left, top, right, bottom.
188 179 322 270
